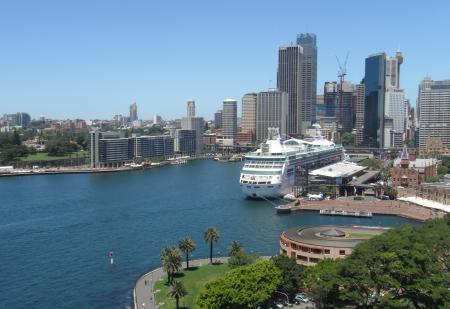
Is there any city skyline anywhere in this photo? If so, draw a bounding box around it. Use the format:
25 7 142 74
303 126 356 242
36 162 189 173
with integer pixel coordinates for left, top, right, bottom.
1 1 450 120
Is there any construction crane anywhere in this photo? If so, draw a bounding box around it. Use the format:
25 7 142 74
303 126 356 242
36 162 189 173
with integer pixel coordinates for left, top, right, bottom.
336 52 349 132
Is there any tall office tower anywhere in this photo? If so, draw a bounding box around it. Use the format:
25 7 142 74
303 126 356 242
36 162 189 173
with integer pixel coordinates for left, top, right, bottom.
384 88 406 147
241 93 257 139
277 45 303 136
353 82 365 146
364 51 405 148
185 117 204 154
297 33 318 125
153 115 162 125
222 99 237 144
256 89 288 142
187 99 196 118
418 78 450 150
129 102 138 122
324 82 338 117
364 53 386 148
316 94 325 119
214 110 222 128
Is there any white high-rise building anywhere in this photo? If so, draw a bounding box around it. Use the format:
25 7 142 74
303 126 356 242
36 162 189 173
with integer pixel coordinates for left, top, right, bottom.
418 78 450 150
241 93 257 139
384 88 406 147
182 99 203 154
256 89 288 142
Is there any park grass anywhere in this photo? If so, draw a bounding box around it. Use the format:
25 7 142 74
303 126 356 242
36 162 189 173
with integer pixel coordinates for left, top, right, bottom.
154 263 230 309
345 232 375 239
21 150 88 162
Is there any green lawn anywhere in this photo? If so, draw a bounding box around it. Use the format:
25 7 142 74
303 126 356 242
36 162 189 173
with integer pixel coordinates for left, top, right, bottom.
345 232 375 239
21 150 88 161
154 263 230 309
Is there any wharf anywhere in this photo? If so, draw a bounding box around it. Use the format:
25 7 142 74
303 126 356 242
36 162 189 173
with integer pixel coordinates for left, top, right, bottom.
276 197 446 222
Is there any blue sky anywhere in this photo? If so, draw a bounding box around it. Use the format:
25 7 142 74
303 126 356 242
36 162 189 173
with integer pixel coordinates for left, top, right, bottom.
1 0 449 120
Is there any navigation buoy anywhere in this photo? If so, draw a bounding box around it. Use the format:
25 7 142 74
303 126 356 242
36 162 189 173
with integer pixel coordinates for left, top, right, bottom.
109 251 114 265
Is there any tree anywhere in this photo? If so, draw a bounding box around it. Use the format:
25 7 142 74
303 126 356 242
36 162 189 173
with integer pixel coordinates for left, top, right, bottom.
228 250 256 268
196 260 282 308
341 132 355 146
361 158 384 170
168 280 187 309
271 255 307 298
160 245 182 284
305 259 342 309
437 165 449 176
204 227 220 264
426 175 440 183
383 185 397 200
405 139 415 148
178 237 196 270
228 240 243 257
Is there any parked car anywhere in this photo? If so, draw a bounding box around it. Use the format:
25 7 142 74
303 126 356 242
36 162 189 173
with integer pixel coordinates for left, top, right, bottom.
295 293 310 303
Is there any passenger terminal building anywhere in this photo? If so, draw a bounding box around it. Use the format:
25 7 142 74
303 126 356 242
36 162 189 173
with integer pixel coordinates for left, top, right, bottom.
280 225 389 266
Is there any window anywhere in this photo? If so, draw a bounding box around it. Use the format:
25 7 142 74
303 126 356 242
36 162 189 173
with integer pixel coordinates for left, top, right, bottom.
339 250 346 255
324 249 330 254
309 257 320 263
297 255 308 261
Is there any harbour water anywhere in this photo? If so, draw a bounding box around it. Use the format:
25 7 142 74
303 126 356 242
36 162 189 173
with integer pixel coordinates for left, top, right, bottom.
0 160 416 308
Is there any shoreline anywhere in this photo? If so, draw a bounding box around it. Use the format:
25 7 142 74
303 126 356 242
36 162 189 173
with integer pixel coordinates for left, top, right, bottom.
0 157 215 178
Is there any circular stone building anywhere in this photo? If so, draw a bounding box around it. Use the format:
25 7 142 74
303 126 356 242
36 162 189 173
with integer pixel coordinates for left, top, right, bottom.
280 225 389 266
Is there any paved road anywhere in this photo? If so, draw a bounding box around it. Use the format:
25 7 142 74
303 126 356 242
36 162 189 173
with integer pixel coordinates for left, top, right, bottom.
134 257 229 309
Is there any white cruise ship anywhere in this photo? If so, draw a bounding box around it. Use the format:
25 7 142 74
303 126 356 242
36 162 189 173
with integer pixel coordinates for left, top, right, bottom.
239 126 343 198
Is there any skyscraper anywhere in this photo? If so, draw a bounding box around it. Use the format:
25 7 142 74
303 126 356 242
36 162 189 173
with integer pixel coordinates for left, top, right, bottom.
277 45 302 136
187 100 195 118
214 110 222 129
183 99 203 154
129 102 138 122
241 93 257 140
297 33 318 125
256 89 288 142
324 82 338 118
418 78 450 151
353 82 365 146
222 99 237 144
364 51 405 148
364 53 386 148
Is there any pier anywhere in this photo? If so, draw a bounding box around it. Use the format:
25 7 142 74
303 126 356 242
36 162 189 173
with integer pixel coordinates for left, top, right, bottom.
276 197 447 222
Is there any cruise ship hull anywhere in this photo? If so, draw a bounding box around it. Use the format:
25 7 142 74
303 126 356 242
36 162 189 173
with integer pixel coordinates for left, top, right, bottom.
240 182 292 199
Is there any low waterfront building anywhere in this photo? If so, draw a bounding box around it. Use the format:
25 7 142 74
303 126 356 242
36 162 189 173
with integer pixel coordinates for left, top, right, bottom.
309 161 367 196
133 135 174 159
174 129 196 155
280 225 389 266
90 131 174 168
391 146 437 188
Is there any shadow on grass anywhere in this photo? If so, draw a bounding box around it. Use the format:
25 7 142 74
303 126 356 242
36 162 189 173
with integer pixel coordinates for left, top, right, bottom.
173 272 186 279
185 266 199 271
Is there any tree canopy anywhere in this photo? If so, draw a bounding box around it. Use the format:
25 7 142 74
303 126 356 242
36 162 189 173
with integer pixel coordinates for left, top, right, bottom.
304 215 450 308
196 260 282 308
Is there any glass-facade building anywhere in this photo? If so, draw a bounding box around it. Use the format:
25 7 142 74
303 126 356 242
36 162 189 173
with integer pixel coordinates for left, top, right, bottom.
364 53 386 148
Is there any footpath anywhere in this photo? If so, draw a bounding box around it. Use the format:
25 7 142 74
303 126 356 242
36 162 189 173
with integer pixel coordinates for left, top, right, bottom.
133 257 229 309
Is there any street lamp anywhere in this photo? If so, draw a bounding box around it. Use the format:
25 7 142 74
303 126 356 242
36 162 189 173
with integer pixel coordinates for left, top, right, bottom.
274 291 289 305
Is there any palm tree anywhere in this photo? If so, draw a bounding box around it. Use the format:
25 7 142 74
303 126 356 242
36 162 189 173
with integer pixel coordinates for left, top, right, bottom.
160 245 182 283
228 240 243 257
178 237 196 270
168 280 187 309
204 227 220 264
